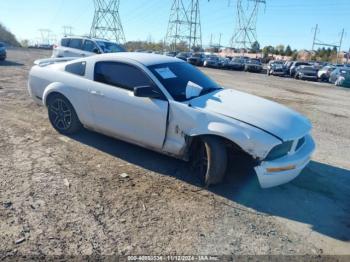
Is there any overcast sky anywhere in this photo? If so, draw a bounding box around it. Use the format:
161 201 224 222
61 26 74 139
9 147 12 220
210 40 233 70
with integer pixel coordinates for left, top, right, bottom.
1 0 349 50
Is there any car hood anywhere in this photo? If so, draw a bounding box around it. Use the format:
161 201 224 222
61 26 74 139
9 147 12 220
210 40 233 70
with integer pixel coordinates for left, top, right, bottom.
190 89 311 141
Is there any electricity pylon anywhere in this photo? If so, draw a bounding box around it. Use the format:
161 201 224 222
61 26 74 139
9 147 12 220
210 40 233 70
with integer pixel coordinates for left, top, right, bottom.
90 0 126 44
230 0 266 50
62 26 74 36
165 0 202 51
39 29 52 45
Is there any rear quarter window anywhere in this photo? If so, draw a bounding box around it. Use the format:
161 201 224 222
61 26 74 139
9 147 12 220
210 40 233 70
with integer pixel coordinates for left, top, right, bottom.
65 62 86 76
61 38 70 47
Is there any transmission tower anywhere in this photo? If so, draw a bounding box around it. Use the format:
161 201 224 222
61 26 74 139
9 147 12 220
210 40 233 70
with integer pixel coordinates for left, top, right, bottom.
311 24 345 63
39 29 52 45
230 0 266 50
90 0 126 44
62 26 74 37
165 0 202 51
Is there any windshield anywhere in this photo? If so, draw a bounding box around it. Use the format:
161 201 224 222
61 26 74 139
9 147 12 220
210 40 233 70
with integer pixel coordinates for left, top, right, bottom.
208 56 219 61
248 59 261 65
177 52 190 57
301 66 316 71
96 41 125 53
232 58 242 63
148 62 221 102
340 69 350 75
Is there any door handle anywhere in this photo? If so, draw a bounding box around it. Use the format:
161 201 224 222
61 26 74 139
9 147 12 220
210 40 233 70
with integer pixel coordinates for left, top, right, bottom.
90 90 104 97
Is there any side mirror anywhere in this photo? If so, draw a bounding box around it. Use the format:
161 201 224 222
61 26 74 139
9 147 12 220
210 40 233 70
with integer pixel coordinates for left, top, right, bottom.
134 85 162 99
93 48 100 54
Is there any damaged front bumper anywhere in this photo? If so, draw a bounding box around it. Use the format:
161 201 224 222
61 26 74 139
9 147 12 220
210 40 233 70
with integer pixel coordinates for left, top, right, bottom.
254 134 316 188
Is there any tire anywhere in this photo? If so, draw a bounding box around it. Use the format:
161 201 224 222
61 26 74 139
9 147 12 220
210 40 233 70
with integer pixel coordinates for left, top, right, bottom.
47 93 82 135
191 136 227 187
294 73 299 80
320 74 327 82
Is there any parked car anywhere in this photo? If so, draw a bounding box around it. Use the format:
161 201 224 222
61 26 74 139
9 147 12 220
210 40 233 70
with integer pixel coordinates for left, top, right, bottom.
203 55 222 68
267 60 285 76
334 70 350 88
176 52 192 61
0 42 6 61
294 65 318 81
52 36 125 58
284 61 294 74
289 61 310 77
329 67 350 84
317 66 335 82
244 59 263 73
28 53 315 189
187 53 206 66
219 57 230 69
164 51 178 57
228 58 245 70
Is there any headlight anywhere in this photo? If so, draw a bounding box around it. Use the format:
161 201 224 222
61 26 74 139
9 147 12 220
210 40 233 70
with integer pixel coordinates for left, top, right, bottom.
265 141 293 161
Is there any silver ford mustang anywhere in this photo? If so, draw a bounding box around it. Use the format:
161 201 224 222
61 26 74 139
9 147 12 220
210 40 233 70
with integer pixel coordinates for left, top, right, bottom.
28 53 315 188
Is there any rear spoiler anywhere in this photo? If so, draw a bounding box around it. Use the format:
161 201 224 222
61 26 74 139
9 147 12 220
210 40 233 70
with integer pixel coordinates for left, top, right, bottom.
34 57 78 67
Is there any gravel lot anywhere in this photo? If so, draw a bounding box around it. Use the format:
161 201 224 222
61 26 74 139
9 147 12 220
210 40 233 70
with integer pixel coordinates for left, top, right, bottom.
0 49 349 258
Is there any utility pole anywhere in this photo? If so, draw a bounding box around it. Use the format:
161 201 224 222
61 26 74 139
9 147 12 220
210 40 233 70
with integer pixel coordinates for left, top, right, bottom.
337 29 345 64
311 24 318 51
90 0 126 44
230 0 266 50
165 0 202 51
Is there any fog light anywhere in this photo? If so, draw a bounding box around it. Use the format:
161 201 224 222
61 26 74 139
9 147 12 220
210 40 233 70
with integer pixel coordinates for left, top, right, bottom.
266 165 296 173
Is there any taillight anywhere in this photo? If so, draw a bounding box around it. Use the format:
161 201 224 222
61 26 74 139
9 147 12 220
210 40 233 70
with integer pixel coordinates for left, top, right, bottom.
53 44 58 49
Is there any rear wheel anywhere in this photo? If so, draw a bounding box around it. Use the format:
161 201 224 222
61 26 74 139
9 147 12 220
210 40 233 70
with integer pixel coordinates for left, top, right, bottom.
47 93 82 135
191 136 227 187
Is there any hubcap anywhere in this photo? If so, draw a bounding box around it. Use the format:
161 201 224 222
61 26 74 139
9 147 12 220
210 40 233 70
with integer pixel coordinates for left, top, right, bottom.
49 99 72 131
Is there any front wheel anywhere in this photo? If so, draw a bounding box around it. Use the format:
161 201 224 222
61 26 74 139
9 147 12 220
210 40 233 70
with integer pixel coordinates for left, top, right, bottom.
47 93 82 135
191 136 227 187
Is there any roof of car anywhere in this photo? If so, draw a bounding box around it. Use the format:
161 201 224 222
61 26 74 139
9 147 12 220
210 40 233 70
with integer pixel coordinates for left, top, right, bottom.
97 52 183 66
61 36 114 42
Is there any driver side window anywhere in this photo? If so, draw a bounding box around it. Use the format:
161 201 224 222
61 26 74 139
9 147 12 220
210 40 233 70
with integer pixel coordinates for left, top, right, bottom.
94 62 154 91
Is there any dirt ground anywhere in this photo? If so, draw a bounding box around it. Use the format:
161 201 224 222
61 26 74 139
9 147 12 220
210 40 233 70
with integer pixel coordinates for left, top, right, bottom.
0 49 349 258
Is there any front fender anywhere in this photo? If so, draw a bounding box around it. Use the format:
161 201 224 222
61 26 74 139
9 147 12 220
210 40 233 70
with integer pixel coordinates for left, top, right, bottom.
187 121 281 159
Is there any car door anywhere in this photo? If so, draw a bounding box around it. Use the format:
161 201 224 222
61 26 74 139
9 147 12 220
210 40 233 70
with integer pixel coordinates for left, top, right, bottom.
87 61 168 150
